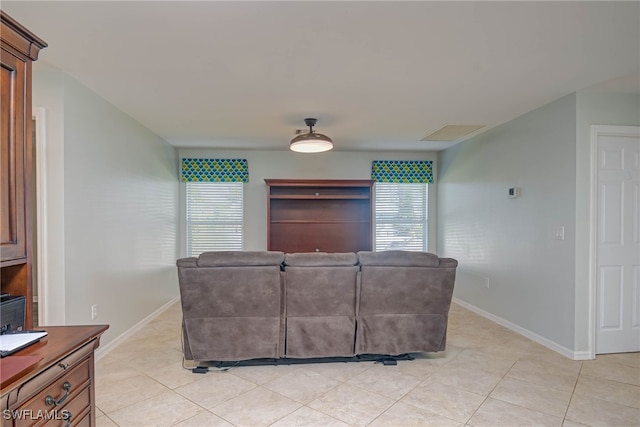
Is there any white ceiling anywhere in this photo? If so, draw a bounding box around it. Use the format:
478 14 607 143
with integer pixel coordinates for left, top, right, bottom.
4 1 640 152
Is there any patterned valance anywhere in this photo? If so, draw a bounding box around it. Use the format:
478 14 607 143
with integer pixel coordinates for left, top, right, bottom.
371 160 433 184
181 158 249 182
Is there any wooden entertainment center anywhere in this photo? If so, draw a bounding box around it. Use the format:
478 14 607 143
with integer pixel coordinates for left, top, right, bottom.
265 179 374 253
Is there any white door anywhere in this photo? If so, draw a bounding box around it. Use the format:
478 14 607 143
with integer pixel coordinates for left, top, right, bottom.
595 126 640 354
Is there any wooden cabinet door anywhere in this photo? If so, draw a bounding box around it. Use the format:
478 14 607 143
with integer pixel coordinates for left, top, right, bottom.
0 50 27 262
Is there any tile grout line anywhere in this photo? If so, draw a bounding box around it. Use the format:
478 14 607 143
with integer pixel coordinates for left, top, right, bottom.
461 357 519 425
96 302 638 427
562 360 585 426
568 370 640 410
367 348 488 426
96 372 173 418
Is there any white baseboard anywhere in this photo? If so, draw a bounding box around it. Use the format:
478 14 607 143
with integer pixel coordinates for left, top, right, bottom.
452 298 592 360
572 351 594 361
95 297 180 361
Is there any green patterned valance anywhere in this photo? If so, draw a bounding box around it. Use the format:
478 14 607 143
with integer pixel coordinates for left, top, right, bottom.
371 160 433 183
181 158 249 182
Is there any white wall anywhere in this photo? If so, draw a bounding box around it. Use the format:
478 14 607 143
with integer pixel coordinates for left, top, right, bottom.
178 149 438 254
33 63 180 346
573 91 640 353
438 94 578 352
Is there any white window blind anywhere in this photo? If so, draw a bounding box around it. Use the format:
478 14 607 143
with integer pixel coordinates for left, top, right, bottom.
374 182 428 251
186 182 243 256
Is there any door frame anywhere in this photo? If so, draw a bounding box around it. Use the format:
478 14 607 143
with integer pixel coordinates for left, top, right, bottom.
589 124 640 358
33 107 48 325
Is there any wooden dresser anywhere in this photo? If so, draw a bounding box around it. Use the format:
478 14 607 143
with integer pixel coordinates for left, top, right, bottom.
265 179 374 253
0 325 108 427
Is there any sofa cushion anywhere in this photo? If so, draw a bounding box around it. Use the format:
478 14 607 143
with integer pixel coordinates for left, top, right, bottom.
196 251 284 267
356 313 448 354
286 267 359 316
284 252 358 267
358 250 443 267
179 266 283 317
184 317 281 361
286 316 356 358
358 267 455 314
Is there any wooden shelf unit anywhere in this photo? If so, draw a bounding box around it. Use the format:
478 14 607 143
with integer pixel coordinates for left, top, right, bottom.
1 12 47 330
265 179 374 253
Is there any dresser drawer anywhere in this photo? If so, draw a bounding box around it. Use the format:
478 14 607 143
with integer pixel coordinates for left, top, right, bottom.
0 327 107 427
66 412 89 427
40 386 90 427
59 386 90 426
14 361 90 427
16 343 93 407
8 386 90 427
65 412 89 427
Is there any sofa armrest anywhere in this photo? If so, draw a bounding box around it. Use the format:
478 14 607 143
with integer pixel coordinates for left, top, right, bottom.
176 257 198 268
438 258 458 268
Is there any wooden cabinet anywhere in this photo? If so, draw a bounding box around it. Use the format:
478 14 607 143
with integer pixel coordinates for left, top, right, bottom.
0 12 47 329
265 179 373 253
0 325 108 427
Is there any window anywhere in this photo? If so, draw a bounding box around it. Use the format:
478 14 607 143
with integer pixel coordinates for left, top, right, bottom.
182 158 248 256
186 182 243 256
374 182 428 251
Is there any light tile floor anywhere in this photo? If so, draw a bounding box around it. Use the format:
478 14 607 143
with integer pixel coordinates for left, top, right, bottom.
95 302 640 427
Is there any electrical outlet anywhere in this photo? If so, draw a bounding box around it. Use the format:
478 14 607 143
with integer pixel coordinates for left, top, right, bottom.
553 226 565 241
91 304 98 320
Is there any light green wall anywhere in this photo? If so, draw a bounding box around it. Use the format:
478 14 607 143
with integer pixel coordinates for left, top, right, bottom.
438 94 578 352
33 63 180 346
32 63 66 325
439 90 640 357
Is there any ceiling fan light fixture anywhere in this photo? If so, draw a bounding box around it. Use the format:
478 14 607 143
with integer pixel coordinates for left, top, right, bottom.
290 118 333 153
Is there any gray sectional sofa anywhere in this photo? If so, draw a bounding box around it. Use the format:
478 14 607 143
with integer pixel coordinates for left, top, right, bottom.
177 251 457 363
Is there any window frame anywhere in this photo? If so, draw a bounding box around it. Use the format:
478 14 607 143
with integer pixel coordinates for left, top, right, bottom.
185 181 244 257
373 182 429 252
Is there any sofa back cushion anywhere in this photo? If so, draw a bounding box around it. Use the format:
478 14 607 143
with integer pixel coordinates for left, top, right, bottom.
356 250 457 354
357 250 457 314
284 252 358 267
358 250 442 267
177 251 286 361
285 266 359 317
196 251 285 267
178 266 283 318
284 252 360 358
358 265 455 315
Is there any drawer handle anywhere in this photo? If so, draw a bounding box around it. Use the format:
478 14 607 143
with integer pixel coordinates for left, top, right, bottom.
58 363 69 370
63 410 72 427
45 381 72 406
